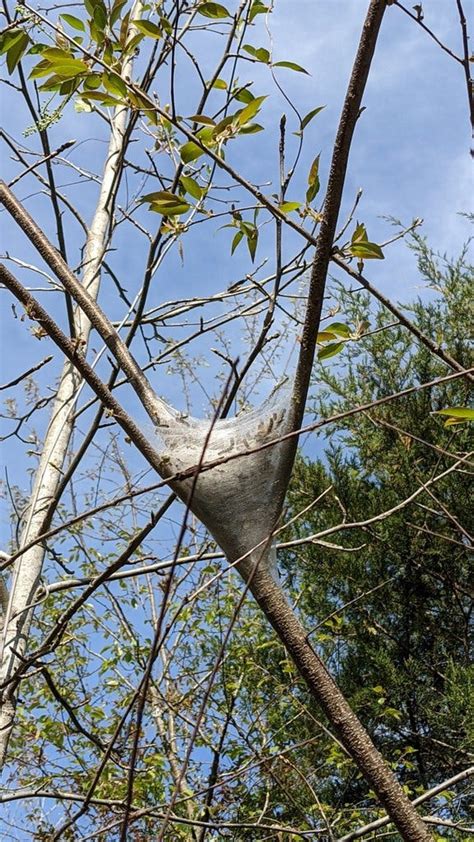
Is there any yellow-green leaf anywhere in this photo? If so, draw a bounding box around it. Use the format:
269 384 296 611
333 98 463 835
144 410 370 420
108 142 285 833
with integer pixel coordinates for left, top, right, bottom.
300 106 325 130
325 321 351 338
435 407 474 422
352 222 368 243
189 114 216 126
103 71 127 97
210 77 227 90
231 230 244 255
60 14 85 32
149 200 190 216
180 141 205 164
306 153 320 203
197 2 230 18
316 331 338 343
180 176 204 200
273 60 309 74
279 201 300 214
318 341 344 361
132 19 162 38
6 31 29 73
243 44 270 63
350 241 384 260
235 94 266 127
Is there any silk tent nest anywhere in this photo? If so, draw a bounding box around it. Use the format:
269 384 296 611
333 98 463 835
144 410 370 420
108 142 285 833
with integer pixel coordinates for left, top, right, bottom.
151 380 295 582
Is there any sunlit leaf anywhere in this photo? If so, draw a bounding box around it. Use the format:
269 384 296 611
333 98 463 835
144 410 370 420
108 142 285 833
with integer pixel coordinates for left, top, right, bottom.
352 222 368 243
180 141 205 163
103 71 127 98
273 60 309 74
300 106 325 130
318 341 344 361
149 200 190 216
197 2 230 18
29 59 55 79
325 321 351 338
189 114 216 126
0 28 25 55
60 14 85 31
239 123 264 134
316 331 338 343
83 73 102 89
180 175 204 200
235 94 266 126
231 230 244 255
213 114 235 136
132 19 162 38
249 1 269 21
306 153 320 203
110 0 127 26
279 201 301 213
6 31 29 73
243 44 270 63
80 90 121 105
434 407 474 427
233 86 254 103
75 96 93 112
349 241 384 259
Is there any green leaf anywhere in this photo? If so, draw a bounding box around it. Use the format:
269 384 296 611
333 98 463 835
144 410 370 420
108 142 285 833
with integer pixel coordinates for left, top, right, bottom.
247 232 258 261
0 28 24 55
123 32 144 56
213 114 235 137
197 2 230 18
29 59 55 80
189 114 216 126
350 241 384 260
233 86 254 104
235 94 266 126
59 77 79 95
272 60 309 74
83 73 102 89
352 222 368 243
306 153 320 203
110 0 128 26
325 321 351 338
102 71 127 97
243 44 270 63
316 331 338 343
180 141 205 163
139 190 181 204
51 61 89 79
279 201 301 213
132 19 162 38
249 2 269 21
300 106 325 130
60 14 85 32
150 200 190 217
210 77 227 89
435 407 474 421
92 3 107 30
140 190 190 216
231 230 244 255
38 74 65 91
6 31 29 73
318 341 344 361
239 123 264 134
180 175 204 200
80 90 121 105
